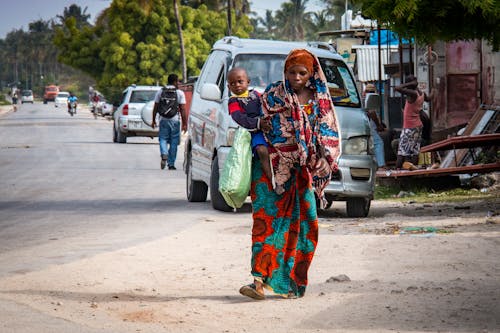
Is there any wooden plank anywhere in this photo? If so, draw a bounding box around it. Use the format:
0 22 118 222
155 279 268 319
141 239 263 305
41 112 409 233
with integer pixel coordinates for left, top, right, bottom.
376 162 500 178
441 106 496 167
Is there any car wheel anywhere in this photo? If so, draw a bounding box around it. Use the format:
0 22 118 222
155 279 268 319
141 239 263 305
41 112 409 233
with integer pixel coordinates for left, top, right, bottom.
346 197 371 218
112 124 118 143
116 126 127 143
186 150 208 202
210 156 233 212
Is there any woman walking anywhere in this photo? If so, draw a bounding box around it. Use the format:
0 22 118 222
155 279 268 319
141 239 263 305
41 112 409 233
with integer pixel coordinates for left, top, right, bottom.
239 49 340 300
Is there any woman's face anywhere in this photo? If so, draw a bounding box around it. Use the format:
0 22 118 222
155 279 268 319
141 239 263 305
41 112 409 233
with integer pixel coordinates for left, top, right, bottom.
285 65 312 92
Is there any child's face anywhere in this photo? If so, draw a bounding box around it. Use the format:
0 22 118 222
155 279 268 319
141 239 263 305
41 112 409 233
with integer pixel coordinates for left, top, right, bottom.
228 70 250 95
285 65 312 92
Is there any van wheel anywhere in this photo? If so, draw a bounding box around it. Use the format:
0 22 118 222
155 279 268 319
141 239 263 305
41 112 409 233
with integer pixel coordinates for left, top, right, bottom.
116 128 127 143
315 194 333 210
346 198 371 217
186 151 208 202
210 156 233 212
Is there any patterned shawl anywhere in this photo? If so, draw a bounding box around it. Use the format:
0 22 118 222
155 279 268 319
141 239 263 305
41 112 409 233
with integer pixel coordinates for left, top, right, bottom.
261 49 340 206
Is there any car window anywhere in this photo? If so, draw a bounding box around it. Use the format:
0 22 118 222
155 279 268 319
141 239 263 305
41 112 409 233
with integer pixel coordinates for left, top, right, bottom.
319 58 360 107
196 50 229 94
129 90 158 103
22 90 32 96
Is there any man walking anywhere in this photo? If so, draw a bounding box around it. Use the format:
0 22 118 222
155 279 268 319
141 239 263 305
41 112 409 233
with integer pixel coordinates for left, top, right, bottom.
152 74 187 170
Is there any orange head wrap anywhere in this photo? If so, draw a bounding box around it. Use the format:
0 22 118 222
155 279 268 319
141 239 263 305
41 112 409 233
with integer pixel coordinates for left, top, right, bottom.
284 49 315 74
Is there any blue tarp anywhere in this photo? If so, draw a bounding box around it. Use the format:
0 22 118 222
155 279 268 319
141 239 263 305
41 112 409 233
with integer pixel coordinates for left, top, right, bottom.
370 30 412 45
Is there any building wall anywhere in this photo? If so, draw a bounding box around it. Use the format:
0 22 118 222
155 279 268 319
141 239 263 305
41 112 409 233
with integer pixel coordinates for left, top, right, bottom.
481 41 500 105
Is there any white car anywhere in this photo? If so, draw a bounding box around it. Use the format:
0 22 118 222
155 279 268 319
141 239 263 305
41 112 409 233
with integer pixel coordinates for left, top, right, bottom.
21 90 34 103
54 92 70 108
97 101 114 116
112 85 161 143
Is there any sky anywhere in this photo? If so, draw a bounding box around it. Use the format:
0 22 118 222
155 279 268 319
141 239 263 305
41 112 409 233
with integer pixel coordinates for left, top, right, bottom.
0 0 324 39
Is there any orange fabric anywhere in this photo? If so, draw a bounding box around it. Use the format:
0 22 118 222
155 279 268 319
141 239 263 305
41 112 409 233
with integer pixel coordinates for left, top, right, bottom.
284 49 314 74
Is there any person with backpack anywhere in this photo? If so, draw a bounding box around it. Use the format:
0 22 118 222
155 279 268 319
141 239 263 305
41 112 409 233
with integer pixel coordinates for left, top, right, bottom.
151 74 187 170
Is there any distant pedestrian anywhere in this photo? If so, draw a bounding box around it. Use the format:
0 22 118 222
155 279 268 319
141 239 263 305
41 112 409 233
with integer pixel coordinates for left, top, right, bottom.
151 74 187 170
10 88 19 112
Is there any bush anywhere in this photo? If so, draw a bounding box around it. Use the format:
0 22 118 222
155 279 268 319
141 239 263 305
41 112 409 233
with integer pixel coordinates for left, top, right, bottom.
0 93 10 105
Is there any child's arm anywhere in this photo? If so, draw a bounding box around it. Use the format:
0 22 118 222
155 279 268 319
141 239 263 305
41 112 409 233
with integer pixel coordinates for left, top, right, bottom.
228 97 259 131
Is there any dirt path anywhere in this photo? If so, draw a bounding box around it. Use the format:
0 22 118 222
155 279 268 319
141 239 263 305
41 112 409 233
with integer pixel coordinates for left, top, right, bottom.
1 198 499 333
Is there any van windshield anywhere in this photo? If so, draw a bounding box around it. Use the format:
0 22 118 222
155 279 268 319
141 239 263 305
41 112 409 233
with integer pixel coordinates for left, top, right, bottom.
232 54 360 107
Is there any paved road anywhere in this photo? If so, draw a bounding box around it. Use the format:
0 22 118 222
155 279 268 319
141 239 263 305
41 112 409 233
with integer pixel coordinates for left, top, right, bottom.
0 102 212 277
0 102 227 332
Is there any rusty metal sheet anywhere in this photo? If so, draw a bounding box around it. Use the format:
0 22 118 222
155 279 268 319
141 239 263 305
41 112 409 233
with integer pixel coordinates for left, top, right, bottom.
420 133 500 152
447 74 480 127
446 41 481 74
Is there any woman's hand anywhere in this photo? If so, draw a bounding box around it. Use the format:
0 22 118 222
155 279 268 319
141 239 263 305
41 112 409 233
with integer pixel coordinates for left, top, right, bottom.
259 117 272 132
314 157 331 176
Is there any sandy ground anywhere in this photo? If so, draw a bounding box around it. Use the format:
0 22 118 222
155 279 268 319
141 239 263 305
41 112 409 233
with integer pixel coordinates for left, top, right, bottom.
0 196 499 333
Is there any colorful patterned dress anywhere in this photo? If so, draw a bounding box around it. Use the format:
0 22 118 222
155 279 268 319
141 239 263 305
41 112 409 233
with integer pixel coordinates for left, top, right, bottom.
248 49 340 298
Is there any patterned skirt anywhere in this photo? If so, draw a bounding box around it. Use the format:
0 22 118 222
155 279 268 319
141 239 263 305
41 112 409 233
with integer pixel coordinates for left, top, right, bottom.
397 126 423 156
249 158 318 297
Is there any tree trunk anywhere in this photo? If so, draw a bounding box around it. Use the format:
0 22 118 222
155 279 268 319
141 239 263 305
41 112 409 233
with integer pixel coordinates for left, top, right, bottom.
227 0 232 36
173 0 187 83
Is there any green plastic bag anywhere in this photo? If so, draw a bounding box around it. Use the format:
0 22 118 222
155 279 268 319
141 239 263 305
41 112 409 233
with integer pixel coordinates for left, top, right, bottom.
219 128 252 209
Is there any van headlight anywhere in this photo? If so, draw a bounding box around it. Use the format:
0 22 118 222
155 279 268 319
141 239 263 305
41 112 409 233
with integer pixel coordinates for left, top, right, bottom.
344 136 369 155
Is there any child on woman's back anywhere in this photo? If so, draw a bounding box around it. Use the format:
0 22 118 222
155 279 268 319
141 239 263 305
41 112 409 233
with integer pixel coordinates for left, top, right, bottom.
227 67 278 193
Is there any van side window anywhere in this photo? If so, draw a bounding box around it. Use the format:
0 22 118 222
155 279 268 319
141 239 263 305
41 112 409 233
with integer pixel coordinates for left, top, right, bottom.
216 69 225 97
196 50 228 95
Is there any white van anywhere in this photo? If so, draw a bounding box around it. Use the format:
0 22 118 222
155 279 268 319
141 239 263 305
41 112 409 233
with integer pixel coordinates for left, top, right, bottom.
184 37 378 217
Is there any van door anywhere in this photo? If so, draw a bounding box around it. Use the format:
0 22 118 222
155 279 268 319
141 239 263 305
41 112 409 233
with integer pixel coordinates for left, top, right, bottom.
189 50 229 183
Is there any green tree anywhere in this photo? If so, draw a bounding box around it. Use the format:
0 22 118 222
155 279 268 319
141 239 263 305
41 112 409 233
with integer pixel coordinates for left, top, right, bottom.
305 9 336 40
274 0 310 40
54 0 252 101
324 0 347 30
56 4 91 29
353 0 500 50
257 10 277 39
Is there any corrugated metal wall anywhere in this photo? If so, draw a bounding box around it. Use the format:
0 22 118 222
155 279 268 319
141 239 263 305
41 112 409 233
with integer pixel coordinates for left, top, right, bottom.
352 45 397 82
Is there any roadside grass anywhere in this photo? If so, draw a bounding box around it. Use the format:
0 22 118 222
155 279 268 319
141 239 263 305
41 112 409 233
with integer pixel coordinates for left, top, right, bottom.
375 185 499 203
0 94 11 106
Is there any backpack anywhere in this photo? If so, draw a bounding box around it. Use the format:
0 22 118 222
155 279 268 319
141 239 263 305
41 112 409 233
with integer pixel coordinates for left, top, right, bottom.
158 87 178 118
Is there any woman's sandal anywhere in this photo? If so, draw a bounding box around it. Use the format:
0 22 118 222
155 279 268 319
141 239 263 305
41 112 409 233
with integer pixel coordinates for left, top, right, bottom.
239 283 265 300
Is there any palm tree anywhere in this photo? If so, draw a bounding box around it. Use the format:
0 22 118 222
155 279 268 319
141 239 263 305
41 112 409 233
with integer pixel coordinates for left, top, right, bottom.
306 9 335 39
258 10 276 38
56 4 91 28
274 0 309 40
